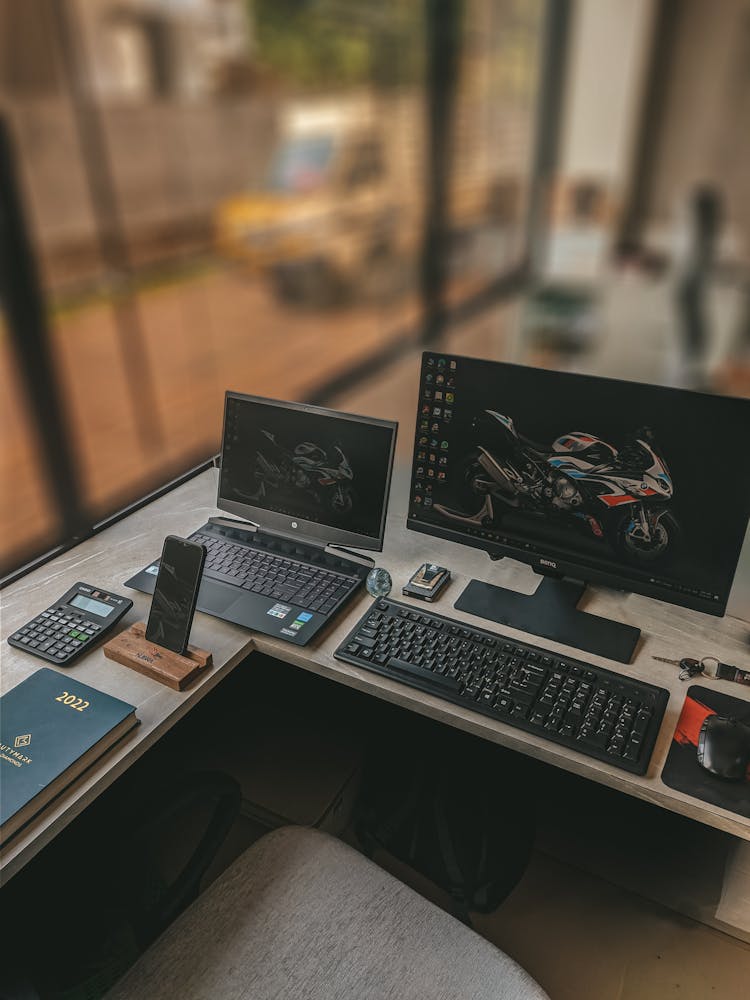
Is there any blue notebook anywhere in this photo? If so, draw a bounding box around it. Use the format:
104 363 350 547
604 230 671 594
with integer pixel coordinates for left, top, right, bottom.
1 668 138 844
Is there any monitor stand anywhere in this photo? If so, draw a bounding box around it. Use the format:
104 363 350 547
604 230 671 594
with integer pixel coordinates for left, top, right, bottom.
454 575 640 664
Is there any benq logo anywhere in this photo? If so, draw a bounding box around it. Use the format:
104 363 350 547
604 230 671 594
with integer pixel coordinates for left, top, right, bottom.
540 559 557 569
291 521 298 529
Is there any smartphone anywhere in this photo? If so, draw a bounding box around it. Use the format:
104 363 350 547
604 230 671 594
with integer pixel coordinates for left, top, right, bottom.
145 535 206 655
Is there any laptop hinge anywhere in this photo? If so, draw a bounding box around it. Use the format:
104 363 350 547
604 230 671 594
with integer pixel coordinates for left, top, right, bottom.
207 515 258 534
208 516 313 549
324 544 375 567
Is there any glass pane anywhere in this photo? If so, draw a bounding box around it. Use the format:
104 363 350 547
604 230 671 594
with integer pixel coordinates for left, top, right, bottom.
0 324 61 574
2 0 555 576
2 0 431 565
446 0 544 299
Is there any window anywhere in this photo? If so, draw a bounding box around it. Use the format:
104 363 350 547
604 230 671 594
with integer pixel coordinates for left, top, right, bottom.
1 0 548 578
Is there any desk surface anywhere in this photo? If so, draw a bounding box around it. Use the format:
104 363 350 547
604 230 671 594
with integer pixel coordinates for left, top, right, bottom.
2 468 750 883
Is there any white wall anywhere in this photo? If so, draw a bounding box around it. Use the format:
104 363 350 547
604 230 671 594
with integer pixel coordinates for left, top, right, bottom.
560 0 656 190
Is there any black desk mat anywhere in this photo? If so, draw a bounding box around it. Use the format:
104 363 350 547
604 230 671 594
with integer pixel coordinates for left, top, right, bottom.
661 684 750 818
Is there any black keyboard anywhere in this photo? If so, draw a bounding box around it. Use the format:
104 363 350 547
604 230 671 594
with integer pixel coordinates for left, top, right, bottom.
335 598 669 775
190 532 360 616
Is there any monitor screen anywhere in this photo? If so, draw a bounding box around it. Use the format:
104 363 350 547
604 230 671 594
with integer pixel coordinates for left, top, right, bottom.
219 393 397 550
407 352 750 616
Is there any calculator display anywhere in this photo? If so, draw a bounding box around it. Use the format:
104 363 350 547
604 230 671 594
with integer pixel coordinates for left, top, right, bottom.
70 594 115 617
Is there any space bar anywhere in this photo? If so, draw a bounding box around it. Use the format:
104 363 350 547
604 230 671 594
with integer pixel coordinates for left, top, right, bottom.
386 658 459 692
204 568 243 585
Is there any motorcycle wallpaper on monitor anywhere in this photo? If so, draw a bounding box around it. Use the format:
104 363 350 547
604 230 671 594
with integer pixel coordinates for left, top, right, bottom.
431 409 679 567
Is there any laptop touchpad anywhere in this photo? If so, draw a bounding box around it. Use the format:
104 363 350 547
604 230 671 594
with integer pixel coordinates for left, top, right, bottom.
197 579 237 614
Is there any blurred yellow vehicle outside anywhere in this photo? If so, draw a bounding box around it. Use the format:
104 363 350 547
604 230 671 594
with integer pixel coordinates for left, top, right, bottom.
214 94 422 305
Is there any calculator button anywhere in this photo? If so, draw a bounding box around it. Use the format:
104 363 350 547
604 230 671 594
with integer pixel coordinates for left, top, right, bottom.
63 644 74 653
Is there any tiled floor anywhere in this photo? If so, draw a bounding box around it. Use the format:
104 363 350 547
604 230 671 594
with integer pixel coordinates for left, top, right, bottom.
477 850 750 1000
371 842 750 1000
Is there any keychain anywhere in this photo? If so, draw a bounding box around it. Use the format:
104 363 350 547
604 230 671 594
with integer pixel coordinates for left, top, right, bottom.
652 654 750 684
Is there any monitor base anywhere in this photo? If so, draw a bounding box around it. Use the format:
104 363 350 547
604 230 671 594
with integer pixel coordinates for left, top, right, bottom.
454 576 640 664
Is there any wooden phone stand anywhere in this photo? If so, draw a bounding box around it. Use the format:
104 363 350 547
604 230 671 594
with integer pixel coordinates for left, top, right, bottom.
104 622 212 691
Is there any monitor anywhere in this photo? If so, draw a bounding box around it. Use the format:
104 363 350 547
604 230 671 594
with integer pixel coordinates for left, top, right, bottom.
218 392 397 551
406 351 750 661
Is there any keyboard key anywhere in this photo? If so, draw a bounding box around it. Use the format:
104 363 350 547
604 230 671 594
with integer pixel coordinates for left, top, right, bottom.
353 635 376 648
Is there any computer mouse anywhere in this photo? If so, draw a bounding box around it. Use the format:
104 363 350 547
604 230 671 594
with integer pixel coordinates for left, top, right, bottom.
697 716 750 782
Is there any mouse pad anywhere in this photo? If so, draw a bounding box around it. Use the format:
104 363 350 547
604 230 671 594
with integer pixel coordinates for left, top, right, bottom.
661 685 750 818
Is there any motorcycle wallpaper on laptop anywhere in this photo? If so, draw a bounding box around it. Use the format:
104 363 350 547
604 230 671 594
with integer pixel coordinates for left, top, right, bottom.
220 397 395 540
248 429 356 517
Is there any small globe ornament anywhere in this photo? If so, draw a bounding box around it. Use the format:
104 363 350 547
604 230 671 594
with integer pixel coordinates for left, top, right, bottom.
366 566 392 598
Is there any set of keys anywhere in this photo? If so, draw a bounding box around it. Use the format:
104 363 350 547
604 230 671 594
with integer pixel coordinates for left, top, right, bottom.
652 654 750 684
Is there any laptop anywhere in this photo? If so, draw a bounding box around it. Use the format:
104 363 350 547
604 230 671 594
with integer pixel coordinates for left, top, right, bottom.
126 392 397 646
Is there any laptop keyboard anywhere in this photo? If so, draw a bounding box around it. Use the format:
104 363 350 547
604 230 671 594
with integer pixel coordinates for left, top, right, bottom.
190 532 360 615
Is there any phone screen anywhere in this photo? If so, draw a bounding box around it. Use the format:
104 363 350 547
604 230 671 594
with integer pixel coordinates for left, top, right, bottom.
145 536 206 654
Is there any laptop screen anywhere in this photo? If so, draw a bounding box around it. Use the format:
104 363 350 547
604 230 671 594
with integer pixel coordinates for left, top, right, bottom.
218 393 397 550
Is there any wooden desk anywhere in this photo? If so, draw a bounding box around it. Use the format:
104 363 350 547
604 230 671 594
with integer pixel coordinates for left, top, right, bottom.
2 468 749 886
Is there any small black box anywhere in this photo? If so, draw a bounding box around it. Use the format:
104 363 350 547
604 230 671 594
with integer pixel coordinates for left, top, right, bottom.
402 563 450 602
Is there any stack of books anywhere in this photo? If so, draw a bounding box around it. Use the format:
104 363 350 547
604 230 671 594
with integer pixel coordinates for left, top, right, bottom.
1 668 138 845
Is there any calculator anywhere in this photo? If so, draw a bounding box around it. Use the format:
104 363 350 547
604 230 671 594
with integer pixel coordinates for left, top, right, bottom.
7 583 133 666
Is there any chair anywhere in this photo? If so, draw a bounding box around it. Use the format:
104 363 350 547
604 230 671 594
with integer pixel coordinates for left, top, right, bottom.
105 825 548 999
